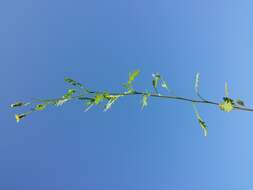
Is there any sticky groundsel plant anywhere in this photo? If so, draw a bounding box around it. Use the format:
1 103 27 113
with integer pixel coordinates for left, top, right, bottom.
10 70 253 136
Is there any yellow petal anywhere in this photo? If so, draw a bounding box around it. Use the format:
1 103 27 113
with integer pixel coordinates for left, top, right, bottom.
15 115 21 123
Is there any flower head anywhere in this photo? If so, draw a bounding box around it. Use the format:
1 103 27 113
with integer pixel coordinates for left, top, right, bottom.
11 102 24 108
15 114 26 123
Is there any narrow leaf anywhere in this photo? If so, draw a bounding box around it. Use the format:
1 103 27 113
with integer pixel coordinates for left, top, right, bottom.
161 79 170 92
195 73 200 95
123 69 140 92
236 99 245 107
84 99 95 112
152 73 161 93
104 96 120 112
55 99 69 106
85 104 94 112
64 77 83 88
225 81 229 97
141 93 150 109
193 104 208 137
128 70 140 84
62 89 76 99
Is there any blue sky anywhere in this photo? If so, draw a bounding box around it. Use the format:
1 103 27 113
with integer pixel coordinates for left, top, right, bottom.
1 0 253 189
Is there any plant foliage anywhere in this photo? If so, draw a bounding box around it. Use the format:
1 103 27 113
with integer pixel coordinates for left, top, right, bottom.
10 70 253 136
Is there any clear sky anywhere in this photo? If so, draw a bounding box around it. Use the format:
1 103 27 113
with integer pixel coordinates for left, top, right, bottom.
1 0 253 189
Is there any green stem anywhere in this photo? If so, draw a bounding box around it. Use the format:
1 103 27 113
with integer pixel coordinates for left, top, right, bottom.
75 90 253 112
30 90 253 112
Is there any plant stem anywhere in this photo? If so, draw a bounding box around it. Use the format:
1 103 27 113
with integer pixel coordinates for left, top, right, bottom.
67 90 253 112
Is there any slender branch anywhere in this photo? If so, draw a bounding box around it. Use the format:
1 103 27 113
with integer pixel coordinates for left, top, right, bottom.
10 70 253 136
66 90 253 112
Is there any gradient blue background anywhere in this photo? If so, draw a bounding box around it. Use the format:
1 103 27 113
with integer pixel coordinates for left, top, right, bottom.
1 0 253 189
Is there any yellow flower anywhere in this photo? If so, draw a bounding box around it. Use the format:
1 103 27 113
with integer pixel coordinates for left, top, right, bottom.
219 97 234 112
15 114 26 123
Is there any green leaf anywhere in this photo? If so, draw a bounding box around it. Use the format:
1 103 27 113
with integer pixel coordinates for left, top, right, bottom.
104 95 121 112
198 119 208 137
35 104 47 111
141 93 150 109
161 79 170 92
62 89 76 99
78 97 91 100
84 99 95 112
64 78 83 88
225 81 229 97
123 70 140 92
128 70 140 84
195 73 200 95
236 99 245 107
193 104 208 137
152 73 161 93
219 97 234 112
151 73 171 94
54 98 69 106
94 94 104 105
